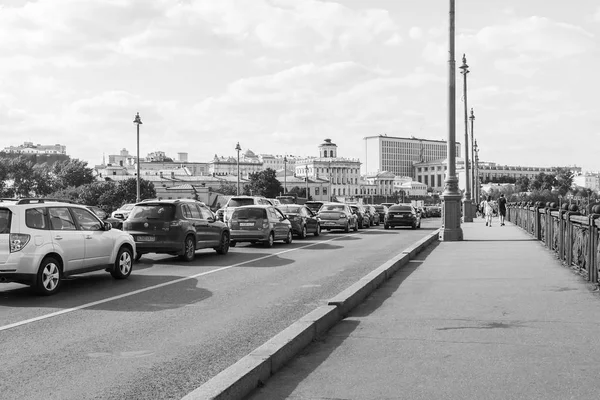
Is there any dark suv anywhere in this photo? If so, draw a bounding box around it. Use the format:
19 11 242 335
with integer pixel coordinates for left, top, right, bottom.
123 199 230 261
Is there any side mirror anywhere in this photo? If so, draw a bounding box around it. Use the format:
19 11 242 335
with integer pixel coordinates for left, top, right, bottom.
104 222 112 231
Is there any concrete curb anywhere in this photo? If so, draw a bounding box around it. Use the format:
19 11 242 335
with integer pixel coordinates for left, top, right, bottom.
181 229 440 400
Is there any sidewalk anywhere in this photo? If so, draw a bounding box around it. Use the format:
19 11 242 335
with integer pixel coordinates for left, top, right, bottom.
247 217 600 400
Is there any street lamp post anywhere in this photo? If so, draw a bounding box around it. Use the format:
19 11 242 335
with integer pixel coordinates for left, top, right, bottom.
459 54 472 222
469 108 476 206
235 142 241 195
474 140 479 206
305 164 309 200
283 156 288 194
440 0 463 241
133 112 143 203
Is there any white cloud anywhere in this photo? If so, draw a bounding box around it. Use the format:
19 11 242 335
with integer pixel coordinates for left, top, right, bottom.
385 33 402 46
409 27 423 39
594 7 600 21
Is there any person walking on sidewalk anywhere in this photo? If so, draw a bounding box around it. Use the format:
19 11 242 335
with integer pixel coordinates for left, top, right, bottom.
498 193 507 226
484 195 494 227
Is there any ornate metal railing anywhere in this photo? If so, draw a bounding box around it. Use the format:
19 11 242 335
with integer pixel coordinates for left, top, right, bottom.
507 203 600 285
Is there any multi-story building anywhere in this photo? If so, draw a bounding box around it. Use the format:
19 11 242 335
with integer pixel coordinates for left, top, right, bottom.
295 139 361 201
3 141 67 155
573 172 600 192
208 149 264 176
108 148 137 167
363 134 460 178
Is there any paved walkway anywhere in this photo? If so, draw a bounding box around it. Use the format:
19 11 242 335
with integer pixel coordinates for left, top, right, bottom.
246 217 600 400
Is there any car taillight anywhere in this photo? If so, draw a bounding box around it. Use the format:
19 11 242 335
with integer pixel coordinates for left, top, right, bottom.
169 221 182 229
262 219 269 229
339 213 347 219
10 233 30 253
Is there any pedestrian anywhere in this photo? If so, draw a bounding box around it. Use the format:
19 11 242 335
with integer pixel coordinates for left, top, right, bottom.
479 198 486 219
498 193 507 226
484 195 494 227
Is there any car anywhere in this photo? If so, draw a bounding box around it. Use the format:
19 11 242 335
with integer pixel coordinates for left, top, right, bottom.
305 201 325 214
278 204 321 238
86 205 108 220
384 204 421 229
111 203 135 220
364 205 381 226
122 199 230 261
216 196 273 223
373 204 389 225
428 206 442 217
349 204 370 228
317 203 358 232
381 202 396 209
228 205 293 247
0 198 136 295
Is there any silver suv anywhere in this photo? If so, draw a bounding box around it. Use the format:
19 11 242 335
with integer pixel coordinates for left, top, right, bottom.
0 198 136 295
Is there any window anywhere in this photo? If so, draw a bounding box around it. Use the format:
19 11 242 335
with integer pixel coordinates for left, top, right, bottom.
198 205 214 220
26 208 47 230
71 208 102 231
188 203 201 218
49 207 76 230
0 209 11 234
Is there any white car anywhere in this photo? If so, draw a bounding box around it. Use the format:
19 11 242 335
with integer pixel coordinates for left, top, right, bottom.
111 203 136 220
0 198 136 295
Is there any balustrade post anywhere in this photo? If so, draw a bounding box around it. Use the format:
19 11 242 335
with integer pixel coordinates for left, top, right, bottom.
589 214 600 284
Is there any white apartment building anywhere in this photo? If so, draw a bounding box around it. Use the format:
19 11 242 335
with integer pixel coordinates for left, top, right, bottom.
3 141 67 155
363 134 460 178
573 173 600 192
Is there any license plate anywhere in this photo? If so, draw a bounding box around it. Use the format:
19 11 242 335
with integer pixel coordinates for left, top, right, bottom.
240 222 254 227
137 236 155 242
323 221 335 225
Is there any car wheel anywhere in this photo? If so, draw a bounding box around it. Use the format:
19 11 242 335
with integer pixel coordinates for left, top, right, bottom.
264 232 275 248
344 222 350 233
314 224 321 237
230 240 237 247
384 224 389 230
34 256 62 296
215 232 230 255
111 246 133 279
179 235 196 261
300 225 307 239
284 230 293 244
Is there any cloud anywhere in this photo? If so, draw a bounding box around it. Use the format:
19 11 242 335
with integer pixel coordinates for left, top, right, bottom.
409 27 423 39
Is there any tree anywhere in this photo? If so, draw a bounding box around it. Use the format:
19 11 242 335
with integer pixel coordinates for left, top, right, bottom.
52 159 95 189
8 157 35 197
554 167 574 196
216 182 238 196
32 165 58 197
246 168 283 198
114 178 156 204
514 176 530 193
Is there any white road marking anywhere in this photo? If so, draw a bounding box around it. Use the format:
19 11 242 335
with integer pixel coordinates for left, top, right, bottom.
0 234 354 332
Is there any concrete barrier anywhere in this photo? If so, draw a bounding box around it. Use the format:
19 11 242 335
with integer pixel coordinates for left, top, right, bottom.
182 228 440 400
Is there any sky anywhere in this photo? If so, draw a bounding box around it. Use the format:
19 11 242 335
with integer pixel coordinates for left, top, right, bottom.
1 0 599 172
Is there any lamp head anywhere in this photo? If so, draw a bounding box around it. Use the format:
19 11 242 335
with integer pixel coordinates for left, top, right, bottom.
133 112 142 125
469 108 475 121
235 142 241 152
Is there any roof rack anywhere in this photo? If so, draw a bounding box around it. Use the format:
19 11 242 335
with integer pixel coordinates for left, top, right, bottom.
15 198 75 205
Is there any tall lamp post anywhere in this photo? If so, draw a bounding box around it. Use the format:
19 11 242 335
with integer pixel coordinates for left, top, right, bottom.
305 164 309 200
133 112 142 203
469 108 476 206
459 54 472 222
283 156 288 194
474 140 479 205
235 142 241 195
440 0 463 241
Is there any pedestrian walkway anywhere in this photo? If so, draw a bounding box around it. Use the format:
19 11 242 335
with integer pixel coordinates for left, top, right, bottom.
247 217 600 400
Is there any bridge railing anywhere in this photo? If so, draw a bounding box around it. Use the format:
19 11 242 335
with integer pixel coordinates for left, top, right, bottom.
507 202 600 285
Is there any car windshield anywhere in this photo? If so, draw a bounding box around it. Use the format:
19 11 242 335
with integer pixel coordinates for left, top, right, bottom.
228 198 256 207
232 208 267 219
321 204 345 212
389 205 412 212
120 204 135 211
278 205 302 213
129 204 176 220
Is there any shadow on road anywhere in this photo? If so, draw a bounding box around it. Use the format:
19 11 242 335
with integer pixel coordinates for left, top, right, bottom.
0 274 213 312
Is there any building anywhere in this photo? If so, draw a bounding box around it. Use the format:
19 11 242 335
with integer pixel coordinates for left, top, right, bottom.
294 139 361 201
573 172 600 192
363 134 461 178
108 148 137 167
3 141 66 155
208 150 264 176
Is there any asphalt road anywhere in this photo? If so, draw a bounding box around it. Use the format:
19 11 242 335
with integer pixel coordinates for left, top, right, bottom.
0 219 440 400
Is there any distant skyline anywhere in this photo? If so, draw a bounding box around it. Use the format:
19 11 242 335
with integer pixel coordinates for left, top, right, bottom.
1 0 599 171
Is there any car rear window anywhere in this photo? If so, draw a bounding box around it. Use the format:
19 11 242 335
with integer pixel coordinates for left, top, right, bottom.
26 208 47 230
389 205 412 212
129 204 176 220
0 208 11 233
232 208 267 219
321 204 344 212
278 205 301 213
228 198 256 207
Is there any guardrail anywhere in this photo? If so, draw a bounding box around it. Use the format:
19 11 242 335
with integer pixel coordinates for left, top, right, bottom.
507 202 600 285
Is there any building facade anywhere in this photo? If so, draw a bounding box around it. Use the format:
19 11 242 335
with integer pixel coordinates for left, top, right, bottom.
363 134 461 178
3 141 66 155
573 173 600 192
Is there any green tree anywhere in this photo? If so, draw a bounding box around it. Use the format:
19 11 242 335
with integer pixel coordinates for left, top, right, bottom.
554 167 574 196
114 178 156 204
514 176 530 193
0 160 9 196
46 186 82 203
8 157 35 197
52 159 95 189
32 164 58 197
216 182 238 196
246 168 283 198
